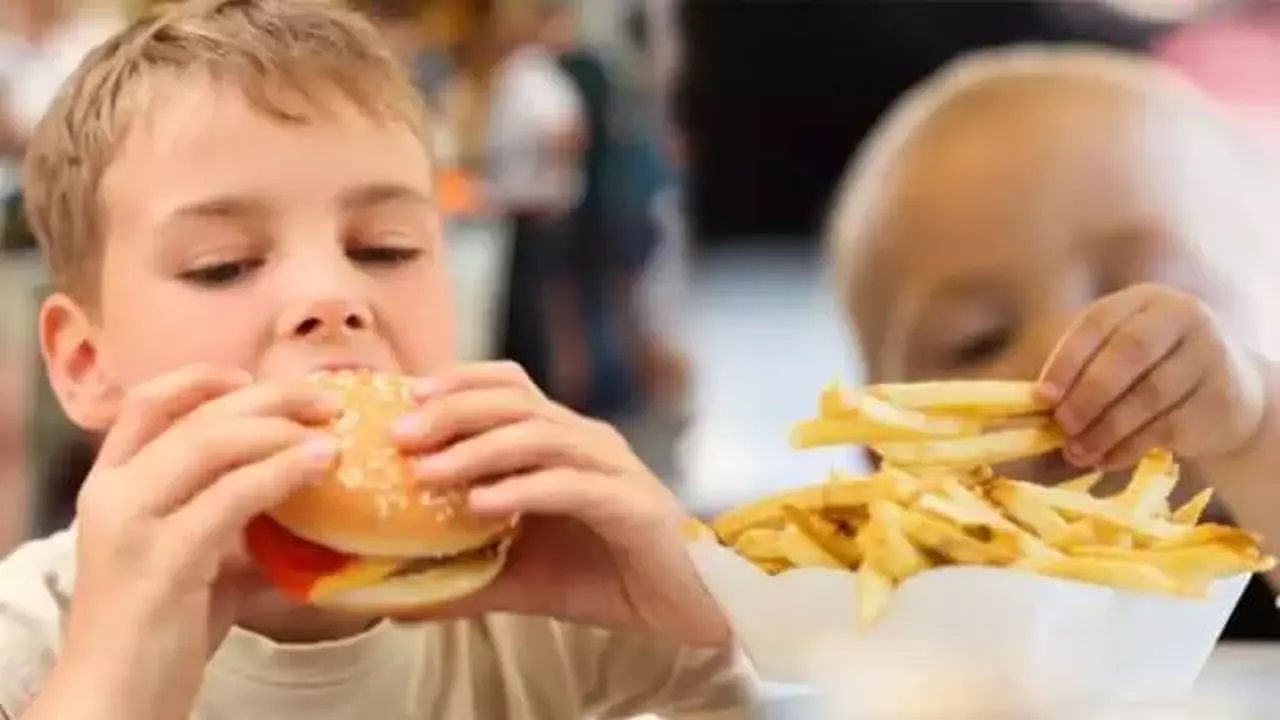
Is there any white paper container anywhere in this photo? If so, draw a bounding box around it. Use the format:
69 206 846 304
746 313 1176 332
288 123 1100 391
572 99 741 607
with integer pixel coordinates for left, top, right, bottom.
688 540 1248 718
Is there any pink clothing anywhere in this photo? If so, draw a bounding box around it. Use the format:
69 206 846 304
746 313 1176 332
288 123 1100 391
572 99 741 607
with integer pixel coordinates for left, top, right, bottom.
1157 9 1280 156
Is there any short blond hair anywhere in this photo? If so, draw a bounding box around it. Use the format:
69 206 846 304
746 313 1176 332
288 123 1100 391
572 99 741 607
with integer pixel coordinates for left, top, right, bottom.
23 0 426 304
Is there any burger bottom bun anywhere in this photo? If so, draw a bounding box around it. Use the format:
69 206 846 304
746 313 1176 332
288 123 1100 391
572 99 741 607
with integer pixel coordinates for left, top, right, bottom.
313 536 512 614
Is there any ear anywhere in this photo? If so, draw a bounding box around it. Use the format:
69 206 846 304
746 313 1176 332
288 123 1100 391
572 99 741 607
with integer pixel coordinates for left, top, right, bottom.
39 293 118 433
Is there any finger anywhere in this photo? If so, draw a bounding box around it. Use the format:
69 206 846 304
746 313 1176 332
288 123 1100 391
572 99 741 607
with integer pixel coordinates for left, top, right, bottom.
1094 372 1227 471
1065 330 1211 465
1039 290 1152 404
467 468 677 536
412 361 542 401
96 364 253 468
183 380 342 429
414 418 620 486
130 418 315 514
1055 307 1198 436
175 435 337 545
396 387 539 451
394 387 563 454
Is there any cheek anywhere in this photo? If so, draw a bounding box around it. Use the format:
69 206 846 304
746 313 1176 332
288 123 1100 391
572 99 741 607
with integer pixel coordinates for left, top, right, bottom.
378 270 456 371
99 286 264 386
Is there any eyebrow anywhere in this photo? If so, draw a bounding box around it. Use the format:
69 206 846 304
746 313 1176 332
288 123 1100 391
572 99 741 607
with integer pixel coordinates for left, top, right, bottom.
339 183 434 212
161 183 434 226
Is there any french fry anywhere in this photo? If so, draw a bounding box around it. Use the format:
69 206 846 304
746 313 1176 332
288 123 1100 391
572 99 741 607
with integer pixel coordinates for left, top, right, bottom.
861 502 931 579
711 478 899 542
707 382 1275 630
1017 556 1203 598
901 510 1019 565
871 424 1065 468
1115 449 1177 518
1056 471 1103 494
987 481 1072 545
1068 544 1273 584
994 479 1186 543
1172 488 1214 526
866 380 1050 417
856 558 896 628
782 506 863 566
730 528 788 564
775 524 847 569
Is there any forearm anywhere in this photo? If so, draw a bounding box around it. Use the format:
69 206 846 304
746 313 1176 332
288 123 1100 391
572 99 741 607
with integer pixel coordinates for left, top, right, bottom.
1194 357 1280 589
20 659 135 720
22 619 203 720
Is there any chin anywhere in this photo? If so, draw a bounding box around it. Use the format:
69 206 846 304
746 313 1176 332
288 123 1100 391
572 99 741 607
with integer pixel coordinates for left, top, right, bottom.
245 370 517 615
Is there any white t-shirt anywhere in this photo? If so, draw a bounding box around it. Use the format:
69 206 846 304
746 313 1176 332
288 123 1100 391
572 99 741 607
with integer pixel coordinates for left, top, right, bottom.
0 531 759 719
485 46 585 212
0 13 122 195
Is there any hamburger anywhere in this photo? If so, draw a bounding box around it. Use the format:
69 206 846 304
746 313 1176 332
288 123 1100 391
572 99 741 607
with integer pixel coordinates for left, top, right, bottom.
246 370 518 613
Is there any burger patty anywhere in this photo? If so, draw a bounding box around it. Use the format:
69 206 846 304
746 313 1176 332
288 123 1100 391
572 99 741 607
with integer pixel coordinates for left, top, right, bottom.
387 536 507 579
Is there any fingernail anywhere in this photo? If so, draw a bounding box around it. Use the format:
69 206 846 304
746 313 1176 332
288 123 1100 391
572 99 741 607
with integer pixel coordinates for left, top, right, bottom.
303 435 337 462
412 378 438 400
1037 382 1061 403
393 413 422 437
1065 443 1091 466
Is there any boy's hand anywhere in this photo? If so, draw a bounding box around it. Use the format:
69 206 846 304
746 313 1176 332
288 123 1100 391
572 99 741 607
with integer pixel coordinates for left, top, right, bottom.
61 365 338 718
1039 283 1266 471
392 362 730 647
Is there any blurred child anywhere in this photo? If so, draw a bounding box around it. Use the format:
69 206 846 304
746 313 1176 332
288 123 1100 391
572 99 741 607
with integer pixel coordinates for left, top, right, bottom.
0 1 755 717
828 46 1280 638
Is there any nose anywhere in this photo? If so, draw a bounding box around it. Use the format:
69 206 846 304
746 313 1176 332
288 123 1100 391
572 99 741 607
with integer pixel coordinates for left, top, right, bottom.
277 297 373 342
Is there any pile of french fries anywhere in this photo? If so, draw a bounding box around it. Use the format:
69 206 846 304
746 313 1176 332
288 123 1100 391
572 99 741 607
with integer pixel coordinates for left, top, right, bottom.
707 380 1275 628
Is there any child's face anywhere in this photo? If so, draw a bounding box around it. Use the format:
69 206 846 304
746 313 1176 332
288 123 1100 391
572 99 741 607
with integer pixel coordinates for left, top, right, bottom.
46 79 452 431
847 81 1240 483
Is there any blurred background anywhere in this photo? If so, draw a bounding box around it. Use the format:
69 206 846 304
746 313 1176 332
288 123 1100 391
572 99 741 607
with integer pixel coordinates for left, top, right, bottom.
2 0 1278 555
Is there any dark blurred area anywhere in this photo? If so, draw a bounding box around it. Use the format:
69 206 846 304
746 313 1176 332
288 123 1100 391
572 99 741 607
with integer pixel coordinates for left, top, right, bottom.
677 0 1165 242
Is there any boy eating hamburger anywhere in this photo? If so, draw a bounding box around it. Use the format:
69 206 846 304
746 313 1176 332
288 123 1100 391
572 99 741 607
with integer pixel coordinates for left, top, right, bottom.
0 1 756 718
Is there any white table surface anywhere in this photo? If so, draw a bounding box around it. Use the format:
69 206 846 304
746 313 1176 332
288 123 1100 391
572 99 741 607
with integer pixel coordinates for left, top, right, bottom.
749 643 1280 719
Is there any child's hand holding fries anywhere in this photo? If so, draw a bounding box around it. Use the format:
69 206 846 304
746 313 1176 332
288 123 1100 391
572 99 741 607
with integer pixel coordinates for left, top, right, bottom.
1038 282 1267 471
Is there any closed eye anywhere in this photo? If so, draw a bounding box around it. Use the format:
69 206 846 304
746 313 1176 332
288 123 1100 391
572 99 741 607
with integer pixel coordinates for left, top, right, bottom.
347 246 423 266
946 325 1014 369
179 259 263 287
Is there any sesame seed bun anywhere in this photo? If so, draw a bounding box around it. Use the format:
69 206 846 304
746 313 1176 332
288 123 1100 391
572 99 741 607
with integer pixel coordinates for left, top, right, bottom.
249 370 516 611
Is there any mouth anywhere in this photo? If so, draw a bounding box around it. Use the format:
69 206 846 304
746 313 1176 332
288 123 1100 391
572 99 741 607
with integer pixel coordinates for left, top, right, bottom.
309 362 377 376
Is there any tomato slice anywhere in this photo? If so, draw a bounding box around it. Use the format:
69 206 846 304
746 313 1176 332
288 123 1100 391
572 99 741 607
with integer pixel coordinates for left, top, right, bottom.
245 516 356 601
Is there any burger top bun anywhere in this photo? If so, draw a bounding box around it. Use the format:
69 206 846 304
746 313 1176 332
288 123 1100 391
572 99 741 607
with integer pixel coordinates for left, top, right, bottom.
267 370 516 558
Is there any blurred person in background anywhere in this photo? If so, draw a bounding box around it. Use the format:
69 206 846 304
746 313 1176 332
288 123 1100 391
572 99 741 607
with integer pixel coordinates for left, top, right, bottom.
486 0 586 404
0 0 120 251
554 8 629 417
828 46 1280 638
1156 0 1280 157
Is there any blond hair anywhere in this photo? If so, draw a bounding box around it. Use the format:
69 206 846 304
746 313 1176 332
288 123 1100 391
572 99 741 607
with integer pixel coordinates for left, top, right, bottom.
23 0 427 304
826 44 1280 357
